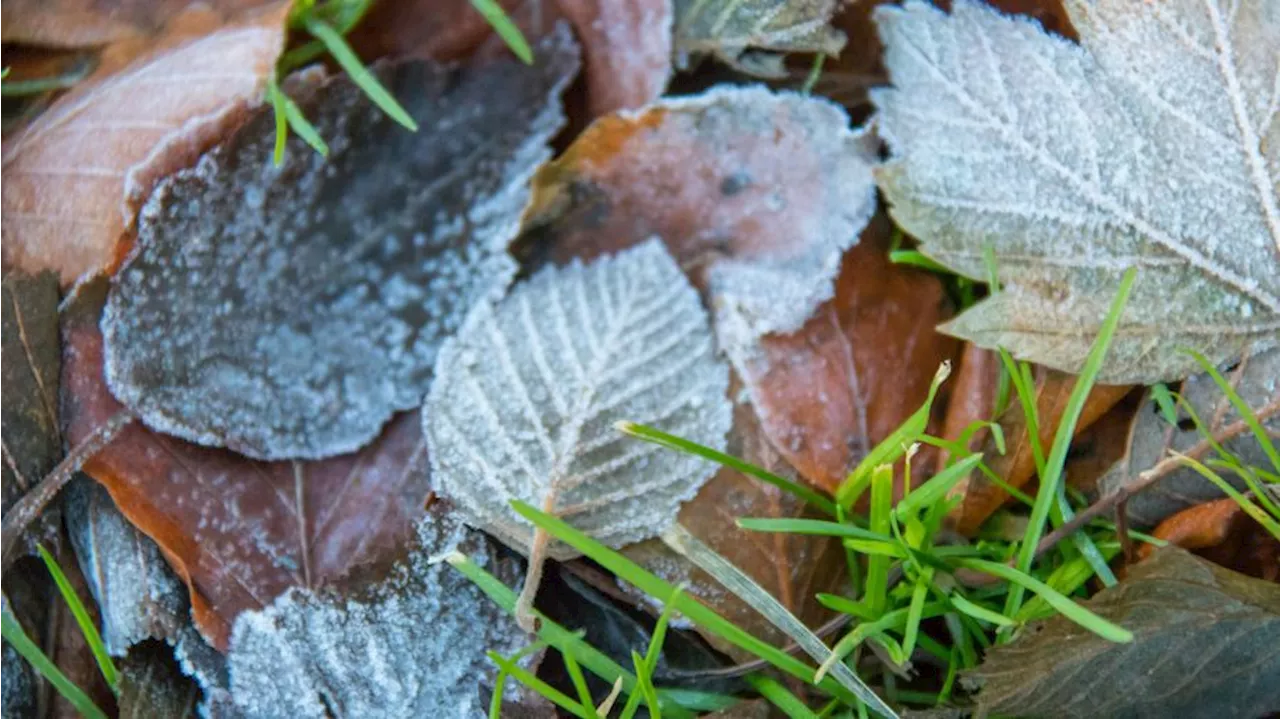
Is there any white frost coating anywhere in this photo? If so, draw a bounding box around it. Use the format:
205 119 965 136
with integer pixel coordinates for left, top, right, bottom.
227 515 536 718
873 0 1280 383
425 240 733 560
102 28 581 460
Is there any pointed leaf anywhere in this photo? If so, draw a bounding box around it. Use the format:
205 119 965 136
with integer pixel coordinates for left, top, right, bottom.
425 240 732 559
873 0 1280 383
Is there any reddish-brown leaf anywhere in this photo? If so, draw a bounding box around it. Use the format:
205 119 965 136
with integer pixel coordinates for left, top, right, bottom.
935 343 999 474
735 218 959 494
2 3 288 286
620 383 846 662
345 0 525 63
554 0 670 117
60 280 430 650
1 0 278 47
954 370 1131 535
1144 497 1243 556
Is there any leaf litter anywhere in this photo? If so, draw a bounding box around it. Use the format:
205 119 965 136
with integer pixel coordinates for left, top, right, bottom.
874 0 1280 383
102 27 580 461
673 0 846 77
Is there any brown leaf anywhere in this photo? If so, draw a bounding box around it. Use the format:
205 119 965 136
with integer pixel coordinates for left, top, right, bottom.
1 3 288 286
935 343 999 474
554 0 671 117
620 386 846 661
116 642 200 719
1 0 277 47
345 0 525 64
60 279 432 650
1144 497 1243 555
954 370 1131 535
736 219 959 494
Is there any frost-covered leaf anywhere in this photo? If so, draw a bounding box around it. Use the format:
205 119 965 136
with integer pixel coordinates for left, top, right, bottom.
227 506 546 718
621 388 846 662
115 642 200 719
873 0 1280 383
0 0 280 46
521 84 877 353
969 547 1280 717
102 28 580 461
1099 348 1279 528
62 279 434 649
557 0 672 117
674 0 845 77
426 240 732 560
63 477 187 655
731 221 958 493
1 6 288 286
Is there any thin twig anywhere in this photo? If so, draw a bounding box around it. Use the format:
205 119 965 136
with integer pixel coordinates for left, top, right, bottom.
1 412 133 570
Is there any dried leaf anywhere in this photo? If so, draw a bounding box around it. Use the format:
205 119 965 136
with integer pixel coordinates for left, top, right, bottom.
425 240 732 559
556 0 672 116
935 343 999 473
1099 348 1280 527
1143 497 1242 556
873 0 1280 384
102 29 580 461
673 0 846 77
227 507 546 718
62 279 434 650
621 387 846 662
733 220 959 494
1 5 289 287
955 369 1129 535
0 0 277 47
969 547 1280 718
63 478 187 655
522 84 878 353
116 642 200 719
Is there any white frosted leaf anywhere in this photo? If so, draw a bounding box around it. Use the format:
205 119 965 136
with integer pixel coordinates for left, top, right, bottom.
874 0 1280 383
102 28 580 460
227 512 542 718
425 240 732 560
674 0 846 77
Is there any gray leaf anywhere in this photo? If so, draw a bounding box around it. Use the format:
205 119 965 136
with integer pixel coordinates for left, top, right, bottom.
102 28 580 460
425 239 732 559
969 547 1280 718
873 0 1280 383
674 0 846 77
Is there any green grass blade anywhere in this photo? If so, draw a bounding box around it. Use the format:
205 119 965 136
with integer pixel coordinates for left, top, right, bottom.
959 558 1132 642
468 0 534 63
1150 383 1178 425
737 518 891 542
302 15 419 131
802 54 827 94
619 587 683 719
619 422 836 515
268 77 329 164
1053 488 1117 587
488 666 509 719
901 570 931 659
894 455 982 519
1005 267 1136 620
948 593 1014 628
36 545 117 691
748 674 822 719
562 649 598 718
815 593 878 621
489 651 592 718
1184 349 1280 473
889 250 951 274
1 610 108 719
1172 453 1280 539
865 465 894 617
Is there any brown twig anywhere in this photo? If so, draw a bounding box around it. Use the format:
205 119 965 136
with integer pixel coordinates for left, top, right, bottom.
1 411 133 570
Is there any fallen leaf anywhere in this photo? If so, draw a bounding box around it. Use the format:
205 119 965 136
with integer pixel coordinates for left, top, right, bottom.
102 28 580 461
46 541 119 719
1099 348 1280 527
1 4 289 287
116 642 200 719
227 505 547 717
873 0 1280 384
733 219 959 494
673 0 845 77
621 385 846 662
61 278 434 650
425 240 732 560
955 369 1130 535
935 343 999 474
521 83 878 353
1143 497 1242 556
0 0 277 47
969 547 1280 718
556 0 672 117
63 477 187 655
345 0 523 63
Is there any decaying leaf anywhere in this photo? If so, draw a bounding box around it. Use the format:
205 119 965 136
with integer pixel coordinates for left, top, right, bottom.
955 370 1131 535
934 343 1000 473
621 387 846 662
873 0 1280 384
0 0 278 47
102 28 580 461
63 279 434 649
733 220 959 493
426 240 732 559
1099 348 1280 528
521 84 878 353
116 642 201 719
63 478 187 655
557 0 672 117
1143 497 1242 556
673 0 846 77
969 547 1280 717
227 506 545 718
1 5 289 287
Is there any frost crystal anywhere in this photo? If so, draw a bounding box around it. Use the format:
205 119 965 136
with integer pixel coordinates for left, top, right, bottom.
102 28 580 460
227 512 539 718
425 240 733 559
874 0 1280 383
